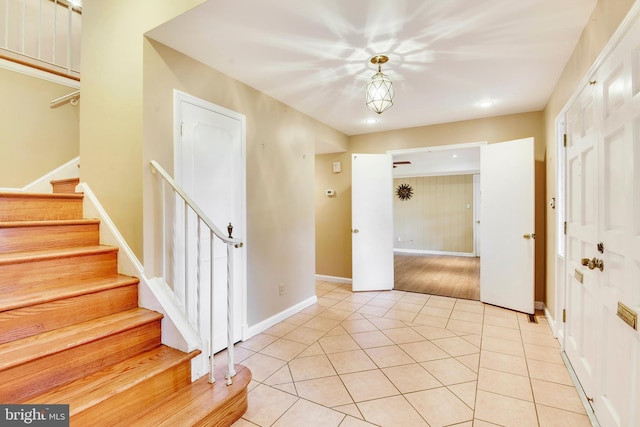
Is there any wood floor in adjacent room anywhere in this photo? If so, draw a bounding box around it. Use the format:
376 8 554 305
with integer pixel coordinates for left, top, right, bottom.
394 253 480 300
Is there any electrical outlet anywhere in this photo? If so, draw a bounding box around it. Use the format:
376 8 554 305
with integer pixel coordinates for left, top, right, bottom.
279 283 285 296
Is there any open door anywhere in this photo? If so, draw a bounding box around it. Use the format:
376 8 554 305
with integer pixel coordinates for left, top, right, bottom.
351 153 394 291
480 138 535 314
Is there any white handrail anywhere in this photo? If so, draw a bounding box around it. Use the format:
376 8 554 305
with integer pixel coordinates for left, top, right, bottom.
150 160 242 384
50 89 79 107
151 161 241 247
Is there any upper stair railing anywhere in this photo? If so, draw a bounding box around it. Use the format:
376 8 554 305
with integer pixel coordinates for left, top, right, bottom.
0 0 81 80
150 160 243 385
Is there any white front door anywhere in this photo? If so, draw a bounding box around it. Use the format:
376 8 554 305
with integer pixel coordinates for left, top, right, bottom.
351 153 394 291
480 138 535 314
563 15 640 426
176 92 245 353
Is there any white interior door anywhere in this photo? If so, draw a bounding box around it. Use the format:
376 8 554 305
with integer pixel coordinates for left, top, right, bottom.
176 92 245 353
352 153 394 291
480 138 535 314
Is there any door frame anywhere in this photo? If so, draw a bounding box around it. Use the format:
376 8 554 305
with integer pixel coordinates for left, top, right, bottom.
387 141 487 285
173 89 247 343
554 117 567 346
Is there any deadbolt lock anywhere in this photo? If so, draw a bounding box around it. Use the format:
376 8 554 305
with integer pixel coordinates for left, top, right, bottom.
581 257 604 272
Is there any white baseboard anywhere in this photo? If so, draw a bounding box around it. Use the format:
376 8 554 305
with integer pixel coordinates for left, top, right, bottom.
545 306 559 338
394 248 476 257
315 275 353 284
243 295 317 340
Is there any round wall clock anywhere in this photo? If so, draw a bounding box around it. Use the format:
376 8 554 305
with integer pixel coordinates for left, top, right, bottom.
396 183 413 201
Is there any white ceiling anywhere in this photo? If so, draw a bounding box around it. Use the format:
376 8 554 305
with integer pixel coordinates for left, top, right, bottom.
148 0 596 141
392 143 482 178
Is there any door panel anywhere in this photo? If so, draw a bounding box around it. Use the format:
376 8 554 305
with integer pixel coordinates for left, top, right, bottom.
479 138 534 314
564 82 600 398
178 98 245 353
351 153 394 291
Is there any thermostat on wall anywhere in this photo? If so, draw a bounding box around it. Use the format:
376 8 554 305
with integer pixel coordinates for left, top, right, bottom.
332 161 341 173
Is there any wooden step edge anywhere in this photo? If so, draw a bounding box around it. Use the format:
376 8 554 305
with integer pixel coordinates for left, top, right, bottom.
0 192 84 200
0 308 163 371
0 219 100 229
128 364 252 427
0 245 117 266
27 346 200 412
50 178 80 185
0 274 139 313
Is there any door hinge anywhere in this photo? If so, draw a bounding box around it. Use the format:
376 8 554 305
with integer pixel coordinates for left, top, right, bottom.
563 309 566 323
181 122 184 136
563 133 567 147
564 221 567 235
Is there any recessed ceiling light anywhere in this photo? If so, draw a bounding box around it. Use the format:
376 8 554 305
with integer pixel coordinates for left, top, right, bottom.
451 154 458 158
364 118 378 124
477 100 494 108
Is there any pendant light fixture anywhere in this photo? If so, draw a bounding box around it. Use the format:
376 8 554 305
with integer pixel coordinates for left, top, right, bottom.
365 55 394 114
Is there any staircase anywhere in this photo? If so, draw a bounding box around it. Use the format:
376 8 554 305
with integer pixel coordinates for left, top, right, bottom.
0 179 250 426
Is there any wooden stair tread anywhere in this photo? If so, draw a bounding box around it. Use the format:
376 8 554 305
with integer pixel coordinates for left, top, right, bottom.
0 192 84 200
27 346 200 412
0 244 117 266
0 308 162 371
0 219 100 229
50 178 79 184
128 364 251 427
0 274 139 312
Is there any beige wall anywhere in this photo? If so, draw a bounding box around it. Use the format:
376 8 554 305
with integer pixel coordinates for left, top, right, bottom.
143 40 348 325
0 67 78 187
543 0 635 318
394 175 474 254
80 0 206 259
316 111 546 303
315 151 354 278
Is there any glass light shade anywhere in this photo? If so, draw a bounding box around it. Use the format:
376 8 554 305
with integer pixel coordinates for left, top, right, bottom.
366 71 394 114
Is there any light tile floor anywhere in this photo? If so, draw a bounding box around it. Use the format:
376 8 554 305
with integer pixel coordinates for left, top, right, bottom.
224 281 592 427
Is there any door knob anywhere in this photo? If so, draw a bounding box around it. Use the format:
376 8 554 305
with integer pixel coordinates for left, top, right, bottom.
523 234 531 239
352 229 359 234
581 257 604 272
